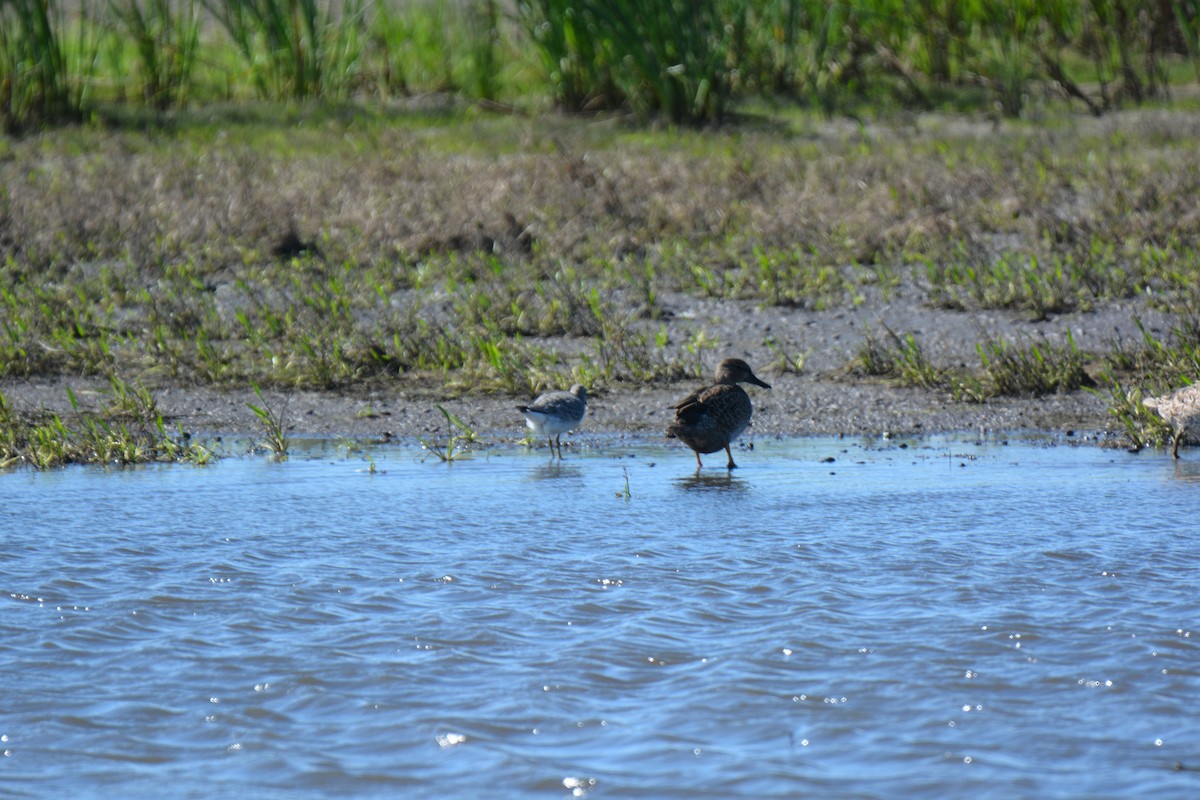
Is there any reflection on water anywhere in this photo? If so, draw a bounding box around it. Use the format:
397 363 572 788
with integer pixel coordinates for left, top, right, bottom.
3 435 1200 799
524 461 584 482
1170 458 1200 483
672 470 750 492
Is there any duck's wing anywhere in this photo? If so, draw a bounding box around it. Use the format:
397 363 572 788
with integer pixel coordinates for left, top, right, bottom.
673 384 739 422
671 386 706 413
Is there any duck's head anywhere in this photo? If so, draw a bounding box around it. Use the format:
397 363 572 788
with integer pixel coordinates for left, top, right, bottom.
714 358 771 389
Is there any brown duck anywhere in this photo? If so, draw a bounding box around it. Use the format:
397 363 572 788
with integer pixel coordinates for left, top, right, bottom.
666 358 771 469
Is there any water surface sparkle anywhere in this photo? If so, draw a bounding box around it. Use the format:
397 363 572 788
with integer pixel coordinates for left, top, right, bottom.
3 435 1200 798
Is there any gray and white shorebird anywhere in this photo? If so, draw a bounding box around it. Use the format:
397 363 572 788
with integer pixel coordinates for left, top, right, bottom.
517 384 588 458
666 358 771 469
1143 383 1200 459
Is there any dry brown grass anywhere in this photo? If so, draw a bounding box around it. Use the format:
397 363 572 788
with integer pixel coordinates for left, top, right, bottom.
5 109 1200 277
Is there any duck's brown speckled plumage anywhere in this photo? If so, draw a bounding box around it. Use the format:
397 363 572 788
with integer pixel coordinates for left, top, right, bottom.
1144 383 1200 458
666 358 770 469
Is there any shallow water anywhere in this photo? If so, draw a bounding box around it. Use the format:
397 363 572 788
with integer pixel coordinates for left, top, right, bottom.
3 435 1200 799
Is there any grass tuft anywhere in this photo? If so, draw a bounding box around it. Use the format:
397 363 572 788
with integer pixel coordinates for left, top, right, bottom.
976 332 1091 398
417 404 478 462
248 384 290 457
853 327 943 389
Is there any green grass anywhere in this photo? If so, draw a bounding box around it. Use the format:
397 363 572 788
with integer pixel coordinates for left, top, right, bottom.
0 1 102 132
108 0 201 109
3 0 1200 131
205 0 371 101
248 385 290 457
417 404 478 462
853 328 1092 402
853 327 943 389
975 333 1091 398
0 386 214 469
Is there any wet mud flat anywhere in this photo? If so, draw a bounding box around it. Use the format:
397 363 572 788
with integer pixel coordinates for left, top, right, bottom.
0 284 1152 445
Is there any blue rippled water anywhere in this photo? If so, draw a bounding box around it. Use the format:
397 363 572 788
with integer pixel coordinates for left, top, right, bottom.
3 435 1200 799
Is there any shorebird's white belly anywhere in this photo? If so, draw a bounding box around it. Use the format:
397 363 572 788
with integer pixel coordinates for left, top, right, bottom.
522 410 581 436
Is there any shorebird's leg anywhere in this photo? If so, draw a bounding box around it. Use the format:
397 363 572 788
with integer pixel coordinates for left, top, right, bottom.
725 444 738 470
555 434 563 459
694 450 704 469
1172 430 1183 459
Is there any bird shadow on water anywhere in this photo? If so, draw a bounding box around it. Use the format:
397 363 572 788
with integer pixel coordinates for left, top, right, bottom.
673 470 751 492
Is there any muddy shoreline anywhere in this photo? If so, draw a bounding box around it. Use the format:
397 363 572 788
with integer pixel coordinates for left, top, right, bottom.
2 287 1156 446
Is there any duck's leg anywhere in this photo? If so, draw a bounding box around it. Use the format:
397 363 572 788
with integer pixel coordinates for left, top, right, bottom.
724 444 738 469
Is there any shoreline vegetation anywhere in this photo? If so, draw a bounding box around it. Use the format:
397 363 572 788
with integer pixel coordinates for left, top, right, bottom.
3 1 1200 467
3 1 1200 130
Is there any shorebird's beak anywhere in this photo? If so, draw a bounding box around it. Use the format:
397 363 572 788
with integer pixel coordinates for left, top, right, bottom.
747 374 771 389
